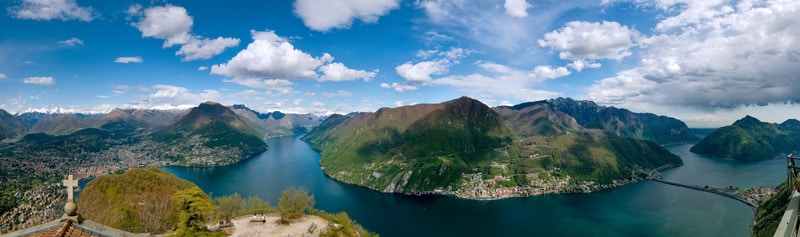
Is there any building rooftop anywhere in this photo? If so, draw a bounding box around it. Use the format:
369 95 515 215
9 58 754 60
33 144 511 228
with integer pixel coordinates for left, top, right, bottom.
1 219 144 237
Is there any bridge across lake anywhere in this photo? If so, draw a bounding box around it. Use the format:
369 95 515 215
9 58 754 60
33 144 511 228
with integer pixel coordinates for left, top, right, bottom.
650 179 757 210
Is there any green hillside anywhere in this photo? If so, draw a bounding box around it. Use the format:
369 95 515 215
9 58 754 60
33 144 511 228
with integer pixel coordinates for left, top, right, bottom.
304 97 682 196
153 101 268 165
79 167 204 234
690 116 800 161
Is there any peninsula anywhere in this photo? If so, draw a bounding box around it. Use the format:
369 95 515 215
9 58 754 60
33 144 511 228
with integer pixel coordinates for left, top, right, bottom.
303 97 690 200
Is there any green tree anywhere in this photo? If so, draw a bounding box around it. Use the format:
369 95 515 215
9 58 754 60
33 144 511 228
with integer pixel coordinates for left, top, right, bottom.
214 193 244 222
170 187 221 237
245 195 272 215
278 186 315 222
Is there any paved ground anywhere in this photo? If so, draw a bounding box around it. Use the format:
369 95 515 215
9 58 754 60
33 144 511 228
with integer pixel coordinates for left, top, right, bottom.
224 214 328 237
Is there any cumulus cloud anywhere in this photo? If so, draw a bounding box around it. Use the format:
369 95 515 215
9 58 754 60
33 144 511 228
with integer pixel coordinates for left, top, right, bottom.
319 63 377 82
539 21 639 61
58 37 84 46
587 0 800 110
10 0 95 21
294 0 400 31
22 77 55 85
533 65 571 79
134 5 192 44
132 5 239 61
176 37 240 61
212 30 327 79
212 30 375 83
122 85 221 110
395 61 448 83
431 62 563 102
114 56 143 64
198 66 208 71
567 59 601 72
504 0 532 18
391 47 471 90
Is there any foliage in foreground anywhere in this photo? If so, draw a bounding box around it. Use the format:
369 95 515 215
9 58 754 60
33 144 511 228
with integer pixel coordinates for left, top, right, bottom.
213 193 272 223
317 211 379 237
753 180 790 237
170 186 223 237
79 167 198 234
279 186 315 222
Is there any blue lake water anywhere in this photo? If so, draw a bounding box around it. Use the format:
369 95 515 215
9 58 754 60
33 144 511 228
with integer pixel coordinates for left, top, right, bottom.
162 136 786 237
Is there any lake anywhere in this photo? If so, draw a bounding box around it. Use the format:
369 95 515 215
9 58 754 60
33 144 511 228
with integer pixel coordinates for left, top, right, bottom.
162 135 786 237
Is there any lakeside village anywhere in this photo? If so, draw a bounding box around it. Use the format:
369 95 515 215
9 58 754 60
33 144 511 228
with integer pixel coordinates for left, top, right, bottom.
0 143 779 234
442 164 776 205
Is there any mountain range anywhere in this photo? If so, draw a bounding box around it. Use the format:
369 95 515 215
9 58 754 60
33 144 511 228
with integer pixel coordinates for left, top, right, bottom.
303 96 688 196
0 102 322 166
495 98 698 144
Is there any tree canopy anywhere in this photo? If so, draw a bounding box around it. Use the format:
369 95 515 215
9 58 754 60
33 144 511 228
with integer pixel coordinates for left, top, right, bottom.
279 186 315 222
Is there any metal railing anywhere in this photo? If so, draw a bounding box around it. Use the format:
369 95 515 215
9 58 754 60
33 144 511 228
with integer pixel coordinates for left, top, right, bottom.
775 154 800 237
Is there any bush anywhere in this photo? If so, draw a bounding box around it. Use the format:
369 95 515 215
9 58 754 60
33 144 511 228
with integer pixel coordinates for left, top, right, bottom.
279 186 315 222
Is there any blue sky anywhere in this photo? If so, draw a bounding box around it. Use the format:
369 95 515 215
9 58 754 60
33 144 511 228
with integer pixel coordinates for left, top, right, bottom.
1 0 799 127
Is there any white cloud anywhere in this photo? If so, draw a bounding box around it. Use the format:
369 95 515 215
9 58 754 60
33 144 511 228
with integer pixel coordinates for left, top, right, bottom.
198 66 208 71
394 47 470 84
293 0 400 31
322 90 354 98
395 61 448 83
504 0 532 18
10 0 94 21
380 82 418 92
134 5 192 44
126 4 142 17
588 0 800 110
533 65 571 79
212 30 327 79
58 37 84 46
212 30 375 84
114 56 143 64
416 49 438 59
319 63 377 82
120 85 221 110
133 5 239 61
22 77 55 85
539 21 639 61
432 62 561 102
0 73 6 79
567 59 601 72
176 37 240 61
